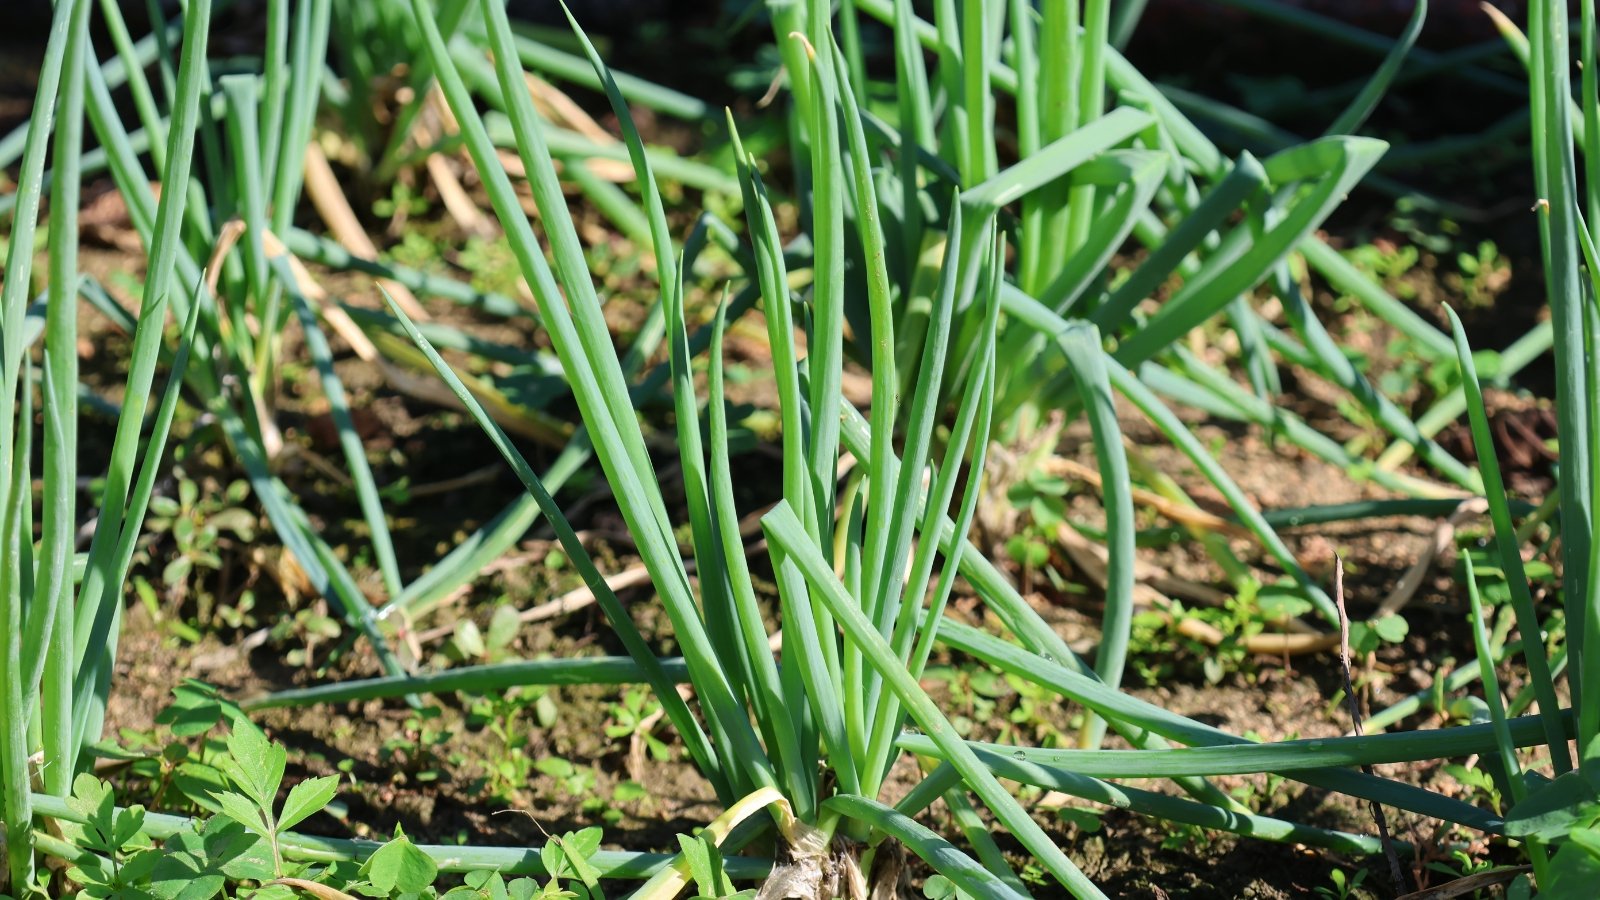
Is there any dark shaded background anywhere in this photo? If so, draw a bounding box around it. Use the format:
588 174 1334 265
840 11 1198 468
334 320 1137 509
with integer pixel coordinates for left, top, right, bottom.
0 0 1529 135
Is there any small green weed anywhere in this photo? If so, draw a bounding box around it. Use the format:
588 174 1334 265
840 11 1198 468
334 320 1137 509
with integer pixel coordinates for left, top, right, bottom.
457 236 523 297
1312 867 1372 900
273 607 346 669
380 705 458 783
536 757 623 824
466 686 557 802
444 604 524 666
921 666 1005 739
139 471 257 629
1003 471 1070 583
673 831 751 900
605 686 672 769
1452 240 1510 309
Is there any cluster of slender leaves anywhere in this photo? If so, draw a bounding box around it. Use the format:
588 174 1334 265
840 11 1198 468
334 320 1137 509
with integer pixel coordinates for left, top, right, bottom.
8 0 1599 896
0 0 733 698
343 0 1588 898
1432 0 1600 893
0 0 206 890
0 0 656 888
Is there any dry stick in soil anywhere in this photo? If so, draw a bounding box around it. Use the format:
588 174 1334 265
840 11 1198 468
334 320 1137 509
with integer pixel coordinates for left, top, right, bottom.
1375 498 1489 617
413 87 497 239
1056 523 1337 656
402 529 640 644
1393 864 1531 900
301 142 429 320
256 230 561 444
1335 555 1408 893
1042 456 1251 539
415 505 777 643
513 503 775 625
203 218 284 458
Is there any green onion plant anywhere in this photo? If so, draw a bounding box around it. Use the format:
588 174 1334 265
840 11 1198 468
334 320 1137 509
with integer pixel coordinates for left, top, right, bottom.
1 0 204 889
354 0 1579 895
7 0 1597 896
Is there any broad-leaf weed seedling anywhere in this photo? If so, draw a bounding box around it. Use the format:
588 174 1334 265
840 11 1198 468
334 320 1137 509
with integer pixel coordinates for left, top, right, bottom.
445 603 525 666
139 471 257 628
13 687 615 900
381 705 457 784
1312 866 1373 900
605 686 673 774
465 684 558 804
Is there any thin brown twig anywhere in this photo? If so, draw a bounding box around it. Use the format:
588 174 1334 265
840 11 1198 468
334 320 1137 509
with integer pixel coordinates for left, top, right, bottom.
1375 498 1488 617
414 523 772 644
1056 523 1336 655
1392 864 1531 900
419 87 497 239
301 142 429 321
1042 456 1251 539
202 219 284 458
257 228 382 361
1335 556 1409 894
256 229 569 446
402 463 503 499
523 71 616 147
519 564 658 624
512 520 771 627
425 153 497 239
